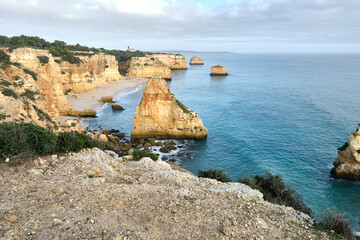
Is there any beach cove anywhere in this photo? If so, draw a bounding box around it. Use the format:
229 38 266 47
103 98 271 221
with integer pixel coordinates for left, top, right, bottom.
85 52 360 232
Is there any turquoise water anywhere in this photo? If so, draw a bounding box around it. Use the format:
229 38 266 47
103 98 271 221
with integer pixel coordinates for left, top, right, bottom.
85 53 360 229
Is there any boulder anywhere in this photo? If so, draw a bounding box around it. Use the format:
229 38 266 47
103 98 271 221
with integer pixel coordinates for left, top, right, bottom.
102 129 110 135
210 65 228 76
116 132 125 139
107 135 119 144
112 104 124 110
98 134 109 144
101 96 113 102
79 109 96 117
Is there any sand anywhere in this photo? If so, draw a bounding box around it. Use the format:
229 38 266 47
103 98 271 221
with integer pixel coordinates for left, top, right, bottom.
58 77 148 122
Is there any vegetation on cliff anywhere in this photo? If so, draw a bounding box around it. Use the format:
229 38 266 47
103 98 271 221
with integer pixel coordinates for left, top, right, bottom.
239 171 312 216
0 35 147 71
0 122 119 158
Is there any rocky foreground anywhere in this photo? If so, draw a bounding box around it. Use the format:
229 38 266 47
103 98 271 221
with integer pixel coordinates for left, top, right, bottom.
0 148 331 239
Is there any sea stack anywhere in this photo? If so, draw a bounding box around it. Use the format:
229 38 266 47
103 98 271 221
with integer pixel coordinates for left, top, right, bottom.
131 76 208 140
331 125 360 181
189 57 204 65
210 65 228 76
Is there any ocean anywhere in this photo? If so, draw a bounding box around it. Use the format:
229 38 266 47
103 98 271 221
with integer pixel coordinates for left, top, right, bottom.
83 52 360 230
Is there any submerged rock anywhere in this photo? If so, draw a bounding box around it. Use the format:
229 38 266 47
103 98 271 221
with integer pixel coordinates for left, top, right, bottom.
112 104 124 110
131 76 208 140
331 126 360 181
210 65 228 76
189 57 204 65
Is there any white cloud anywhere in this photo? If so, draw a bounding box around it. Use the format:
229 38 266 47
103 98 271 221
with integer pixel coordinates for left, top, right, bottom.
0 0 359 52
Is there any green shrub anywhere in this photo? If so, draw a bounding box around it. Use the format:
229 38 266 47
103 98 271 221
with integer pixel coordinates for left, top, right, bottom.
0 80 12 87
56 131 98 152
33 105 52 122
239 171 312 216
338 142 349 151
1 88 18 99
316 208 355 240
198 169 232 182
133 150 158 161
23 69 37 80
37 56 49 64
0 122 57 156
175 99 191 114
20 89 38 101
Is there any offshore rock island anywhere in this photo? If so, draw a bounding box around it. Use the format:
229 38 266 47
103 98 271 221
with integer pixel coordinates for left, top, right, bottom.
132 76 208 140
331 125 360 180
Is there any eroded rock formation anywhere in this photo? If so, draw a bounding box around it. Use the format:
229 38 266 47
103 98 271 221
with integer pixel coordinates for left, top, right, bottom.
210 65 228 76
150 53 187 70
190 57 204 65
126 57 171 80
132 76 207 139
59 53 121 92
0 48 71 130
331 126 360 180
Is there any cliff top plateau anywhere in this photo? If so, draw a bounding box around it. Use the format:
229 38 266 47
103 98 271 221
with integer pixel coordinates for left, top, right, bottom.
0 148 332 239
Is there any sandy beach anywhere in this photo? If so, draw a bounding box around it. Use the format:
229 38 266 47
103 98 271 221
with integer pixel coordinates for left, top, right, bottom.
58 77 148 122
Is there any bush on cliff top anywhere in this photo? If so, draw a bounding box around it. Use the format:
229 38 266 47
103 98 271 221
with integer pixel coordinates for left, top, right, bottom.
198 169 232 182
0 122 57 156
315 208 356 240
239 171 312 216
132 150 158 161
0 122 121 158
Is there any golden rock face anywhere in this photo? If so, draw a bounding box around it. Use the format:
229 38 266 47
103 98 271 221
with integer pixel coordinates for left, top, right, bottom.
189 57 204 65
210 65 228 76
126 57 172 80
150 54 188 70
131 76 208 140
59 53 121 92
332 127 360 180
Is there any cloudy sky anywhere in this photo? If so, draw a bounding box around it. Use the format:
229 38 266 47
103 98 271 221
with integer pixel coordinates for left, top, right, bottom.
0 0 359 53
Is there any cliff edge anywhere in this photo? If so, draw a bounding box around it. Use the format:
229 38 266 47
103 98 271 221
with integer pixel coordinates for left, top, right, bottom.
131 76 208 140
0 148 330 239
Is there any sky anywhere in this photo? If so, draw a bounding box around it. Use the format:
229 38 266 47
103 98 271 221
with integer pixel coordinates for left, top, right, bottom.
0 0 360 53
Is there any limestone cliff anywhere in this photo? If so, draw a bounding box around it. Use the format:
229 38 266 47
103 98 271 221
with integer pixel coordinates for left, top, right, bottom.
131 76 207 139
126 57 171 80
0 48 81 131
59 53 121 92
210 65 228 76
189 57 204 65
9 48 70 112
331 126 360 180
150 53 187 70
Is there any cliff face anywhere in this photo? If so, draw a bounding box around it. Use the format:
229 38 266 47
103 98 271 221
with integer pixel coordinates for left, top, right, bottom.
9 48 70 112
331 127 360 180
150 53 187 70
0 48 86 131
132 76 207 139
126 57 171 80
59 53 121 92
210 65 228 76
189 57 204 65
